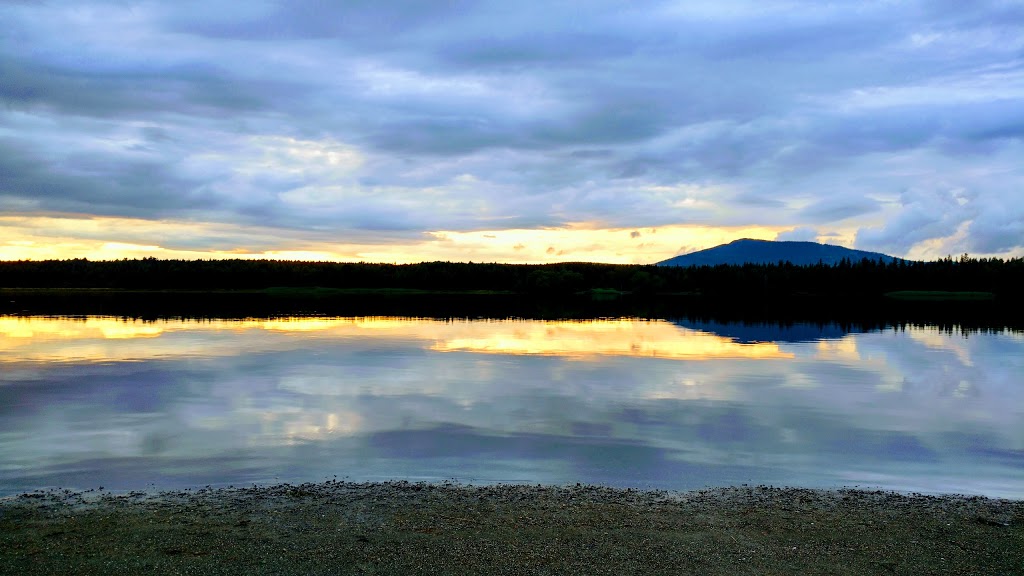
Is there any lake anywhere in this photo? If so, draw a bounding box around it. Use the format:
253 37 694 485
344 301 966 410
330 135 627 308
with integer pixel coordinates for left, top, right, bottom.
1 315 1021 498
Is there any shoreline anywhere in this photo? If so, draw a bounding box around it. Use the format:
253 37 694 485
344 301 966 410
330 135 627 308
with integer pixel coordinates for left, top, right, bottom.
3 482 1021 575
3 287 1020 325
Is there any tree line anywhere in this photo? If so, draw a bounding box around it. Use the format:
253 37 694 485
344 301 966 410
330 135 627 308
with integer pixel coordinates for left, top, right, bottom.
0 255 1021 299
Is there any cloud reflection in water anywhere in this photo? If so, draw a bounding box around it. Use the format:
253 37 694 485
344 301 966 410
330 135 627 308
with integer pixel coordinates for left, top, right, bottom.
0 316 1021 498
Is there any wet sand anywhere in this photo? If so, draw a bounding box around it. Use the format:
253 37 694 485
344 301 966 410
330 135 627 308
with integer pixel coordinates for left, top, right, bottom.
2 482 1021 575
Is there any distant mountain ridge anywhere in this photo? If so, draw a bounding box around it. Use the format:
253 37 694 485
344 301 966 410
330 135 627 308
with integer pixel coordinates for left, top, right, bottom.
657 239 901 267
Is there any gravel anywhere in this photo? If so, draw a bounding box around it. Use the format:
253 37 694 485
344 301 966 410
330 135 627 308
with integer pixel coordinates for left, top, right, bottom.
2 481 1021 575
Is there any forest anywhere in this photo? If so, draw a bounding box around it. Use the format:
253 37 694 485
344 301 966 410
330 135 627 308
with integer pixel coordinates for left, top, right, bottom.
1 255 1021 300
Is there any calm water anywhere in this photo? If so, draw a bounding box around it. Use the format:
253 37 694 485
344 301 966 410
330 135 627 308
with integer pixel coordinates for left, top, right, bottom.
1 316 1021 498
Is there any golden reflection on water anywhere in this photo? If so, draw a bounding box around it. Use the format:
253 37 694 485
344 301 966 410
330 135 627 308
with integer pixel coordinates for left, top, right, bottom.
0 316 793 363
814 337 860 363
430 319 792 360
906 329 975 367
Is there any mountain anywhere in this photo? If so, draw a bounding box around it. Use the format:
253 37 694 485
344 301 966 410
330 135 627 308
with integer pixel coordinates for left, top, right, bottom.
657 239 901 267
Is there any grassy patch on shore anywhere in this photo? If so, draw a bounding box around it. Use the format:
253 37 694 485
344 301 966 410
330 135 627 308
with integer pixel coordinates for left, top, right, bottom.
884 290 996 301
578 287 629 300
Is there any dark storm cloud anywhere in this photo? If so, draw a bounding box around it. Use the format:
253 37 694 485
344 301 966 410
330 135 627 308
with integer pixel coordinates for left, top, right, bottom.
0 0 1021 258
169 0 467 43
0 54 300 120
799 197 881 222
731 192 787 209
0 137 213 216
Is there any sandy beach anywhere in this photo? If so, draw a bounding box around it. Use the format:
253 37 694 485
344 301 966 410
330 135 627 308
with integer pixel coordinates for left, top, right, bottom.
1 481 1021 575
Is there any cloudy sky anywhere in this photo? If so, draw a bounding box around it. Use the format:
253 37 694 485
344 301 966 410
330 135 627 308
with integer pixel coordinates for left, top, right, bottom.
2 0 1022 263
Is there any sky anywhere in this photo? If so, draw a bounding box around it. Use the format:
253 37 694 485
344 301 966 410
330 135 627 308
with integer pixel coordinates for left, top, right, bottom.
1 0 1022 264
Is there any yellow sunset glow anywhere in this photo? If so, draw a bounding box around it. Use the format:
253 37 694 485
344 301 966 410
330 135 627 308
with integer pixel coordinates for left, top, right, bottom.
416 223 786 264
0 214 793 264
0 316 791 363
814 337 862 363
430 319 792 360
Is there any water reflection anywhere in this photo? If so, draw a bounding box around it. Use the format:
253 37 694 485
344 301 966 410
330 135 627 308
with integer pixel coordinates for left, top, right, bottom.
0 316 1021 498
0 316 791 362
674 319 857 343
429 320 792 359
